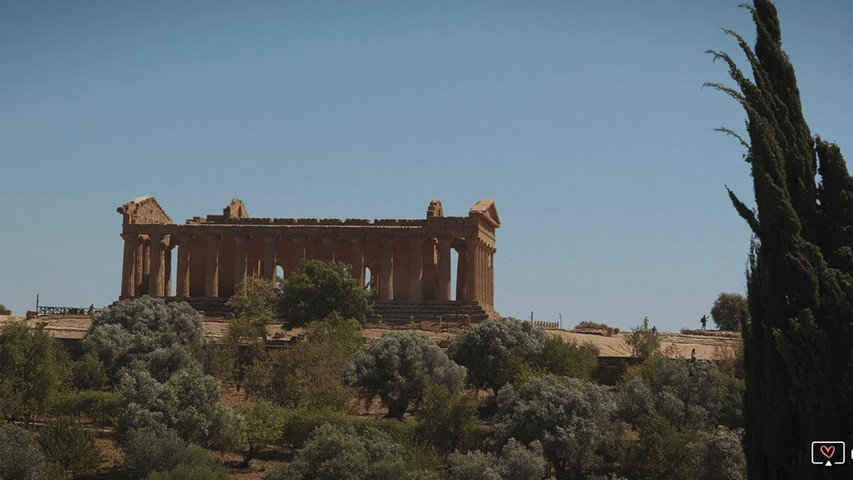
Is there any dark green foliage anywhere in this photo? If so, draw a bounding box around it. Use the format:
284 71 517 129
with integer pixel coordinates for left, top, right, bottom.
346 330 466 420
227 275 279 340
235 401 288 467
0 423 60 480
277 259 373 328
617 356 744 431
448 317 546 395
38 416 99 478
624 326 661 360
144 463 231 480
616 357 745 479
447 439 550 480
51 389 124 427
71 352 108 391
708 1 853 476
263 423 433 480
247 313 361 411
618 417 745 480
0 322 70 422
539 336 599 381
493 375 619 479
618 415 700 480
415 383 480 455
121 425 213 478
710 293 749 331
223 276 279 388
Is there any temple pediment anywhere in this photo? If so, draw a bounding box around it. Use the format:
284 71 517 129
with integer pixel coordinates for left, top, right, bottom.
117 196 173 225
469 199 500 227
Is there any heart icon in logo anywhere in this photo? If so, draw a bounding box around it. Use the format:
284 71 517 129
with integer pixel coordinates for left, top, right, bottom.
820 445 835 459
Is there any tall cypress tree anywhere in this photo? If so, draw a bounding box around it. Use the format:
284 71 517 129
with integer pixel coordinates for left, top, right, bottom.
708 1 853 478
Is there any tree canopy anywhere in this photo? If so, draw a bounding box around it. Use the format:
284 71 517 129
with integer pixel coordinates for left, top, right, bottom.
278 259 373 328
710 292 748 331
448 317 546 394
708 0 853 476
346 330 466 420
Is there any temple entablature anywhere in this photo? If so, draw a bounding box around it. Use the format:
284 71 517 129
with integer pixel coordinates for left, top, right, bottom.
117 198 499 318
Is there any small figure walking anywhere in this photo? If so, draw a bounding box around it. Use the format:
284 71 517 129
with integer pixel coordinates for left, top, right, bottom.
691 348 697 363
700 314 708 330
643 316 649 330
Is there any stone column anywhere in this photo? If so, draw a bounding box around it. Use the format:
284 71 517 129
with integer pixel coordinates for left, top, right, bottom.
205 235 220 297
479 245 486 303
141 239 151 294
422 239 437 300
350 238 364 286
121 234 139 297
175 235 191 297
163 236 172 297
489 247 496 306
409 238 423 302
379 237 394 300
465 238 479 303
263 236 277 281
148 234 165 297
234 235 248 292
321 238 335 262
455 246 467 302
134 240 145 294
292 237 306 273
437 237 452 301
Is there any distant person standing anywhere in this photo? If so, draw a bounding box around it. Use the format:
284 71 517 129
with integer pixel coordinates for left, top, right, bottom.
700 315 708 330
691 348 697 362
652 325 657 333
643 316 649 330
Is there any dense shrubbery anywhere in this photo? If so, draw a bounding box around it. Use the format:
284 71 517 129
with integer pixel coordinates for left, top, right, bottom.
38 416 100 478
447 439 550 480
494 375 620 478
0 422 62 480
85 297 242 450
264 423 439 480
449 317 546 394
625 325 661 359
247 313 361 412
0 322 71 422
0 268 747 480
122 424 215 478
278 259 373 328
347 330 466 419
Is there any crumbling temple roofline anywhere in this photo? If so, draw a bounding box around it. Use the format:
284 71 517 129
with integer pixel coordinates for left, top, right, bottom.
117 198 499 319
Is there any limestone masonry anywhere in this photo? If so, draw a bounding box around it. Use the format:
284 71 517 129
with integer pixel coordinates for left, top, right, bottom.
118 197 499 319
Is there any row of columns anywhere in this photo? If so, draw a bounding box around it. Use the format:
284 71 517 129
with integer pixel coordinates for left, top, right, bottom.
120 232 495 307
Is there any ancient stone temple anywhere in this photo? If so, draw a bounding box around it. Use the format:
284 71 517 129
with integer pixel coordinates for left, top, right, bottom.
117 197 499 320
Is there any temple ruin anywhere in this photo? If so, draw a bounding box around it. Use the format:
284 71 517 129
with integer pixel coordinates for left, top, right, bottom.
117 197 499 320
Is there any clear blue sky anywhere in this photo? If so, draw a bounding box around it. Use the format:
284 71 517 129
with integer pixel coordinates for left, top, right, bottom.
2 1 851 332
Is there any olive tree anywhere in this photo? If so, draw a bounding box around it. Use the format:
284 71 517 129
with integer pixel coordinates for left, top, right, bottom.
448 317 546 395
493 375 619 480
83 297 241 447
0 422 60 480
263 423 414 480
447 439 550 480
346 330 466 420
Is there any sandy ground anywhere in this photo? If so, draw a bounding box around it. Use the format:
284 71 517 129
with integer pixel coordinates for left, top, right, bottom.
0 314 741 360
